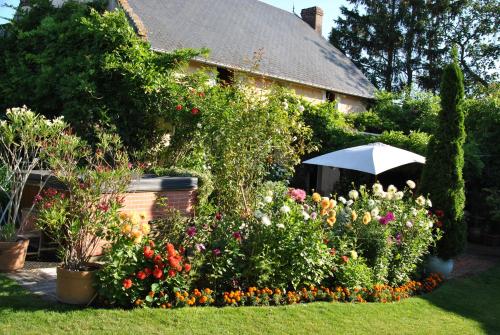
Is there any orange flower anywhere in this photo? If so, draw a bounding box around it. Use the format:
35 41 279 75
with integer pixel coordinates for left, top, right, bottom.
327 216 336 226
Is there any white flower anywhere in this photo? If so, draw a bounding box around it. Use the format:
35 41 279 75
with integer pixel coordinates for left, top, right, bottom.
371 208 380 217
416 196 426 206
411 208 418 216
426 199 433 207
428 221 434 228
280 205 291 214
348 190 359 200
350 250 358 260
298 105 305 112
372 183 383 193
264 196 273 203
261 215 271 226
197 122 202 129
276 223 285 229
338 196 347 204
346 200 354 207
387 185 397 193
239 223 247 230
254 210 264 219
406 221 413 228
302 211 310 220
386 192 394 200
406 180 416 189
367 199 375 208
283 101 289 110
266 190 274 197
394 191 404 200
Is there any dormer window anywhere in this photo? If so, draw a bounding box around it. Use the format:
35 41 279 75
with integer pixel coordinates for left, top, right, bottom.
326 91 336 102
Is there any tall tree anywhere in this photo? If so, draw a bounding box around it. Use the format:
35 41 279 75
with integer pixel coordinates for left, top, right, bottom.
330 0 498 93
330 0 405 92
420 49 467 259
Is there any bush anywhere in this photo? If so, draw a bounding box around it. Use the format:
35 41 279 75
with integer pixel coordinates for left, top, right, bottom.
420 55 467 260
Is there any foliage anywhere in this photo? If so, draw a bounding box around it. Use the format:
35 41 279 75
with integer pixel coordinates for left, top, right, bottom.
330 0 499 92
35 131 133 270
96 218 193 307
153 84 314 214
0 0 202 151
420 55 467 259
0 107 67 241
484 188 500 233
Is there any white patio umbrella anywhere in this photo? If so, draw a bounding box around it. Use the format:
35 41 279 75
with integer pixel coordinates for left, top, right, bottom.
303 142 426 175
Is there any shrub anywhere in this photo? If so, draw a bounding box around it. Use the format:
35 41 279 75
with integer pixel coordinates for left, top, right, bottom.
420 54 467 259
35 131 132 270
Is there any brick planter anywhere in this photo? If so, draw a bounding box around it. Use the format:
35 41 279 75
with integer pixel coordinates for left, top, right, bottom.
20 170 198 256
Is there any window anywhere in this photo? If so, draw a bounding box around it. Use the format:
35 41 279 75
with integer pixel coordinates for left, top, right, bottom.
326 91 336 102
217 67 234 86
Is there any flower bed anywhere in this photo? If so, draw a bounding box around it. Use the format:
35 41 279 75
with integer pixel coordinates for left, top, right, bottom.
96 181 443 308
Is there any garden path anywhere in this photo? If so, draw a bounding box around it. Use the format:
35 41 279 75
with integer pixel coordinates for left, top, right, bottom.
4 243 499 303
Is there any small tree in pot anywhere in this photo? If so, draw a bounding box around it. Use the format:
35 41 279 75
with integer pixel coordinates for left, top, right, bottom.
0 107 67 271
35 130 133 304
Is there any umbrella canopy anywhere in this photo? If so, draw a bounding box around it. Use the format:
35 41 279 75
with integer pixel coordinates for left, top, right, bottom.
303 142 426 175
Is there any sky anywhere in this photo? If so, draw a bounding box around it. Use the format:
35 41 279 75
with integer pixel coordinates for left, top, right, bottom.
0 0 349 37
259 0 348 38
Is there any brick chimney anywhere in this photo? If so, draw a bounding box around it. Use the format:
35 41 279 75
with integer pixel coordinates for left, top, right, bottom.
301 6 324 35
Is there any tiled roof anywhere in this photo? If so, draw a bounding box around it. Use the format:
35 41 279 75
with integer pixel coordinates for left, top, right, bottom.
124 0 376 99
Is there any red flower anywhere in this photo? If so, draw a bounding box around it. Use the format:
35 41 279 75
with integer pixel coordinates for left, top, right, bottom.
148 240 155 248
168 269 176 278
168 255 180 268
136 271 147 280
436 220 443 228
153 267 163 279
153 254 163 264
144 267 152 277
176 104 183 111
330 248 336 256
166 243 176 256
122 278 133 289
184 264 191 272
143 246 154 259
342 255 349 263
215 212 222 221
176 265 182 272
191 108 200 115
435 210 445 218
198 92 205 98
97 202 109 212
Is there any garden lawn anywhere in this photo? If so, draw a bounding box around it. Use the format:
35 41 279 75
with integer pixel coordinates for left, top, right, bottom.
1 266 500 335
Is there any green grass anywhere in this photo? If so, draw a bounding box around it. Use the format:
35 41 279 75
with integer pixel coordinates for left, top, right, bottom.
1 267 500 335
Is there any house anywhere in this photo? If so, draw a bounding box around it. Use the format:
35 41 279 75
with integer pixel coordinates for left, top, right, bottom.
107 0 376 113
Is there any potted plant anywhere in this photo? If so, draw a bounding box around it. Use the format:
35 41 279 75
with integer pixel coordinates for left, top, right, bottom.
0 108 66 271
35 131 133 304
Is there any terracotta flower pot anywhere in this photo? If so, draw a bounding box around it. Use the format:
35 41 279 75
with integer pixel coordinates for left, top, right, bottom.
56 266 98 305
0 239 29 272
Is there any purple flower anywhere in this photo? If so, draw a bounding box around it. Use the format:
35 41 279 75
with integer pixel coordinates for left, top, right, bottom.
311 212 318 220
379 212 396 225
212 248 221 256
186 226 197 238
195 243 206 252
395 233 402 245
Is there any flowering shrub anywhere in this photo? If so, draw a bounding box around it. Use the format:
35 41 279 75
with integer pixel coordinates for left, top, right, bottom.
96 213 193 307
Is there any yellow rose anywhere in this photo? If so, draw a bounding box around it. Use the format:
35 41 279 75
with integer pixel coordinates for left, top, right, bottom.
362 212 372 225
312 193 321 203
351 211 358 222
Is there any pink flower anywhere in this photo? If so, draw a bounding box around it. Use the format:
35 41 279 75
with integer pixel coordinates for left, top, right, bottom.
212 248 221 256
288 188 306 202
232 231 242 241
186 226 197 238
195 243 206 252
379 212 395 225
